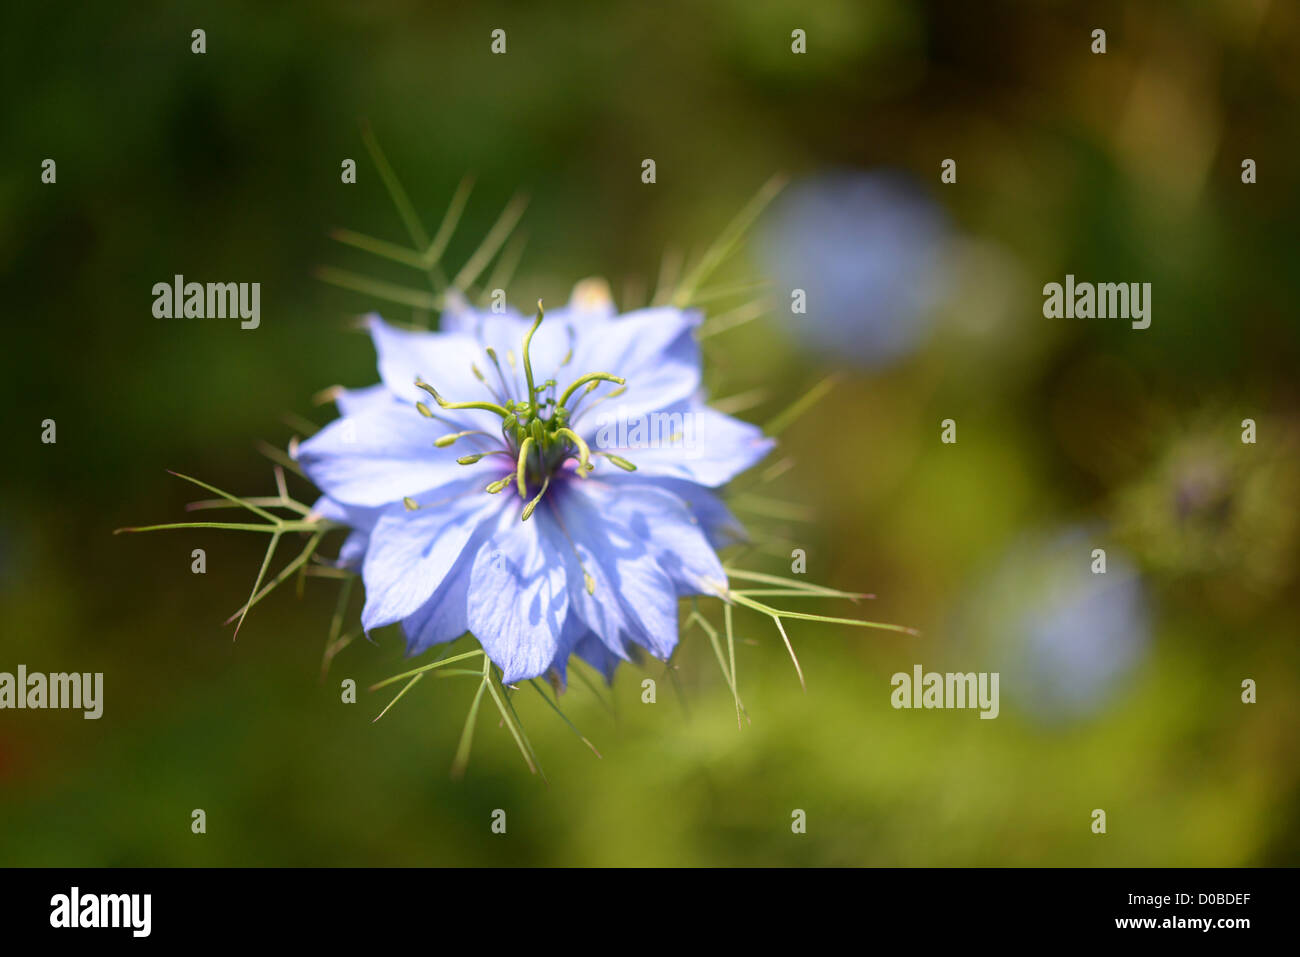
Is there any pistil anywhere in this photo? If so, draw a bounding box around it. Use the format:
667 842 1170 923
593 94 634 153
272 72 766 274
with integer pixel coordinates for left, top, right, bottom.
413 299 634 520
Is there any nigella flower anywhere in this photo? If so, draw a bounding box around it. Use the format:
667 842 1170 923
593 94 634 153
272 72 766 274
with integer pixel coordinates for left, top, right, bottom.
965 526 1150 722
296 287 773 686
756 169 953 368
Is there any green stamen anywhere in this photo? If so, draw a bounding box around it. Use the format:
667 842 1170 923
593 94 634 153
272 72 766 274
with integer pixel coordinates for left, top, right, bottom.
522 300 544 403
521 475 550 522
486 477 511 494
415 378 509 418
435 430 489 448
556 427 593 476
557 372 624 409
515 436 535 497
603 453 637 472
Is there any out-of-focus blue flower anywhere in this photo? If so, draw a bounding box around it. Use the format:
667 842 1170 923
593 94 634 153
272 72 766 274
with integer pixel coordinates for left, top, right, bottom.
756 169 952 367
970 527 1150 721
297 292 772 686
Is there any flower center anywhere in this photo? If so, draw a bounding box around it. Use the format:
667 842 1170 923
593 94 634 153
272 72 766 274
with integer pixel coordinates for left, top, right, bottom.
412 301 636 521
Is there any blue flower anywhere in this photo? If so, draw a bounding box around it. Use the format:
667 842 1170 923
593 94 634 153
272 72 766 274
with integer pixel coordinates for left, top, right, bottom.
296 290 773 686
966 526 1150 722
756 169 953 368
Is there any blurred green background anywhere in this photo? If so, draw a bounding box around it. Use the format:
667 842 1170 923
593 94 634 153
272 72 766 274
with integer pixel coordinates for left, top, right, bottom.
3 0 1298 866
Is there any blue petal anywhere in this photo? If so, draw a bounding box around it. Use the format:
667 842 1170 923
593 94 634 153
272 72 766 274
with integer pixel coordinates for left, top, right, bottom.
442 302 584 399
360 480 506 632
440 295 526 335
547 482 684 661
586 401 773 487
568 308 702 427
308 495 388 567
573 632 628 684
541 614 634 690
466 506 571 683
569 480 727 598
572 306 701 372
367 317 505 432
333 383 393 417
399 552 477 656
600 475 748 549
535 612 596 690
338 529 369 568
308 494 351 524
296 400 497 507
